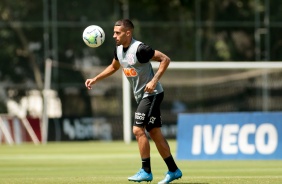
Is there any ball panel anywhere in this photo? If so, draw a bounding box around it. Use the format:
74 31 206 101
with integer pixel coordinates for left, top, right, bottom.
82 25 105 48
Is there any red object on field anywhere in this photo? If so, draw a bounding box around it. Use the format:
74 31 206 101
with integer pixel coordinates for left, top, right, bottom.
0 116 41 144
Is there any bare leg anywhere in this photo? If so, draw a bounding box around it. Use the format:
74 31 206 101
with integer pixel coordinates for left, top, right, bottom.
133 126 150 158
149 127 171 158
128 125 153 181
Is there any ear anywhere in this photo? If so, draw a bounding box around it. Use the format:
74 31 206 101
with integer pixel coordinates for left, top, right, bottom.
126 30 131 37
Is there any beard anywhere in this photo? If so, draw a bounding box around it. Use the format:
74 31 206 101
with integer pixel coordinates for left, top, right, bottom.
115 40 121 46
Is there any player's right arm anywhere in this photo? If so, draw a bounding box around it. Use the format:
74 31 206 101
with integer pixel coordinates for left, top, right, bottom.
85 58 120 89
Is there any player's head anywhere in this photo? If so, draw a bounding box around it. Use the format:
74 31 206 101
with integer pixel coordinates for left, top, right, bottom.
113 19 134 47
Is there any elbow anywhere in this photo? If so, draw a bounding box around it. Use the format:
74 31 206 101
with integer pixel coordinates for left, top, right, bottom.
114 65 120 71
165 56 171 66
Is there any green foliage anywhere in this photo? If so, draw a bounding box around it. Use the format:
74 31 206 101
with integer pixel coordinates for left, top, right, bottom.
0 0 282 115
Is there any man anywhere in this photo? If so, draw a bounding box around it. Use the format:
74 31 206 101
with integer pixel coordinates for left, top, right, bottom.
85 19 182 184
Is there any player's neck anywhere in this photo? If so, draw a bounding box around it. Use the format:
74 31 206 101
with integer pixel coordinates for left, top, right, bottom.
123 38 133 48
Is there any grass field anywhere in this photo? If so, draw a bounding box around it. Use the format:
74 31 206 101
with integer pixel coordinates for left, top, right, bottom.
0 140 281 184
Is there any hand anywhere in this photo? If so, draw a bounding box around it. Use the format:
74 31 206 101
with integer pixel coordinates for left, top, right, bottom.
85 78 96 90
144 80 157 93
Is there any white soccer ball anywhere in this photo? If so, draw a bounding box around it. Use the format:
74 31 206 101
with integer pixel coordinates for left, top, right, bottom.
82 25 105 48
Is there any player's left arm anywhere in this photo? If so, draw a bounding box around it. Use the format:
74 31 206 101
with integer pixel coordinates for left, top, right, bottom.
144 50 170 93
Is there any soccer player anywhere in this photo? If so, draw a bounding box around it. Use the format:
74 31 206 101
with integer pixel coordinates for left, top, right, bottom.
85 19 182 184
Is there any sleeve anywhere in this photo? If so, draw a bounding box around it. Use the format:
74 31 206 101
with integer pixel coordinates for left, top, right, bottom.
114 48 118 60
136 43 155 63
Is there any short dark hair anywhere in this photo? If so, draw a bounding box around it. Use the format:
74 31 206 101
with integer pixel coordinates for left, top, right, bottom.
114 19 134 29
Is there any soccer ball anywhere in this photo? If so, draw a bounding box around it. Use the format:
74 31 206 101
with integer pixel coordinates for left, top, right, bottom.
82 25 105 48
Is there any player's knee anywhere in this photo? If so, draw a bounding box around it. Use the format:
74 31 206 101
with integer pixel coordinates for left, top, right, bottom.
132 126 145 137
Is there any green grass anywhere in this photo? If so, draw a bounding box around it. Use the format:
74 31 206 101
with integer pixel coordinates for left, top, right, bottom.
0 140 281 184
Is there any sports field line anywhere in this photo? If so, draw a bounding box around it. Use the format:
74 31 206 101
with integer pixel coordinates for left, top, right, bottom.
0 153 160 160
190 176 282 179
188 168 282 173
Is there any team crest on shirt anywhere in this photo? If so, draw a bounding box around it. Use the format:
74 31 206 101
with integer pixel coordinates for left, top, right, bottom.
126 54 135 65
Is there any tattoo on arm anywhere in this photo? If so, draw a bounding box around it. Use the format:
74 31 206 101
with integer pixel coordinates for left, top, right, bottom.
151 50 170 83
152 72 161 82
